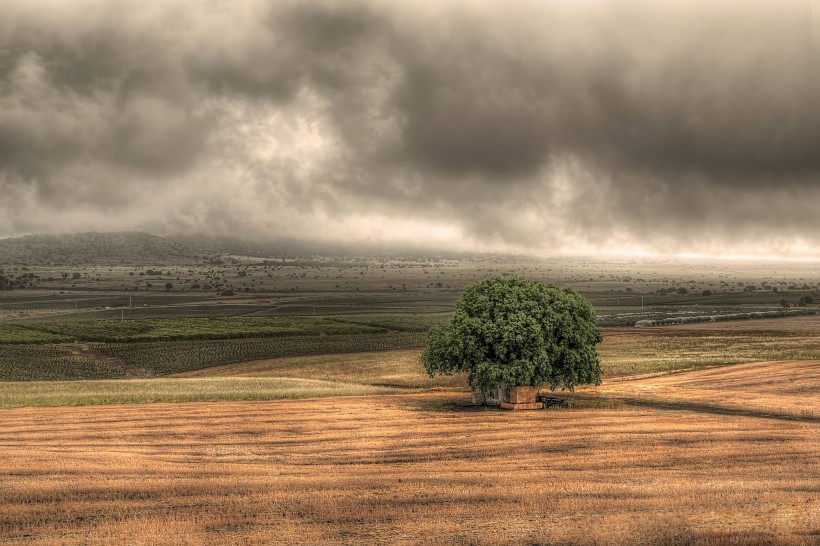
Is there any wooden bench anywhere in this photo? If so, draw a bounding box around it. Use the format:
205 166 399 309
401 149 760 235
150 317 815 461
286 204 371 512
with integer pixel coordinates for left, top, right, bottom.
537 395 568 409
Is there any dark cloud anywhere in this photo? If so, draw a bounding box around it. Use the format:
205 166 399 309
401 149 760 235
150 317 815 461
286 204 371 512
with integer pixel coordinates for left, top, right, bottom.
0 0 819 255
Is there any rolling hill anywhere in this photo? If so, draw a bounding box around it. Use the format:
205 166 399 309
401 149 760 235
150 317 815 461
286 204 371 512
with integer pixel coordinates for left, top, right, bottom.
0 232 199 265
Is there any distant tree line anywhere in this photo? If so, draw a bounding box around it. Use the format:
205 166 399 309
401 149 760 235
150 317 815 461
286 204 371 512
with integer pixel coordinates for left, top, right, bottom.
0 270 39 290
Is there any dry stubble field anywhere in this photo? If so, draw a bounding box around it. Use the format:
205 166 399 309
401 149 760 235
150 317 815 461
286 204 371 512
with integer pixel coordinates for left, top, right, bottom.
591 360 820 420
1 366 819 546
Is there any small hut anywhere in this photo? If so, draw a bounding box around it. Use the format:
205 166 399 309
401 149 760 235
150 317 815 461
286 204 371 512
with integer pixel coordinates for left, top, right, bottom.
471 384 508 405
472 384 542 409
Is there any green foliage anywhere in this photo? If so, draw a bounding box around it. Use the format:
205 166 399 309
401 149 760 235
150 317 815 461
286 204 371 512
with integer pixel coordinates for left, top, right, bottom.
422 276 603 392
0 345 125 381
0 325 72 344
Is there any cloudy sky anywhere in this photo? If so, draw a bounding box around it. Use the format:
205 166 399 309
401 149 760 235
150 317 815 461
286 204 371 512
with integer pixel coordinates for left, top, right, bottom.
1 0 819 256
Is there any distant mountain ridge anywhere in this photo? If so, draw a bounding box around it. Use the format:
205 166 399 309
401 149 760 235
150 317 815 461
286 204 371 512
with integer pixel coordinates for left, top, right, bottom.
167 234 492 260
0 232 199 265
0 231 504 265
166 234 367 258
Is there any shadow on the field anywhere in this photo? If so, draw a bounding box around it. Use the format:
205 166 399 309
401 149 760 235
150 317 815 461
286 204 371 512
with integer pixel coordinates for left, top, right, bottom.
572 394 820 423
412 399 503 412
412 395 626 413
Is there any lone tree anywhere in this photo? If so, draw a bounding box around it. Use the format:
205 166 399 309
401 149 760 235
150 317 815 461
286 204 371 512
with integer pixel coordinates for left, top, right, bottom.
422 276 603 394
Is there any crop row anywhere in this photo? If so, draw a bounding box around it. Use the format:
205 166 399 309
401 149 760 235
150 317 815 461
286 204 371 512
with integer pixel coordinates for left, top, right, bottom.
634 308 817 327
0 296 131 311
17 304 261 323
11 317 382 343
596 306 781 327
0 331 429 381
96 332 429 375
0 345 125 381
332 314 451 332
0 325 72 345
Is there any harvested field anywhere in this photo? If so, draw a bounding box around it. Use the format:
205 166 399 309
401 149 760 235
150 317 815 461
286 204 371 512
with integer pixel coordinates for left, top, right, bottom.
590 360 820 420
1 393 818 545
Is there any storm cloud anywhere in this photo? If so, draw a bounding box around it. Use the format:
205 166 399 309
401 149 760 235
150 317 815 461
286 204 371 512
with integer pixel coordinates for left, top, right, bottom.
1 0 819 255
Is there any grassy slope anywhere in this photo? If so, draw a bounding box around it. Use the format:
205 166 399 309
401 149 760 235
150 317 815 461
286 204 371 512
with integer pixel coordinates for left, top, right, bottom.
0 377 401 408
589 359 820 420
598 327 820 376
173 349 465 388
0 231 198 265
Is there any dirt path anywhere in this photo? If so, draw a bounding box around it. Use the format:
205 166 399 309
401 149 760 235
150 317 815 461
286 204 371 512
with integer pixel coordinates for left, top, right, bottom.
64 343 158 379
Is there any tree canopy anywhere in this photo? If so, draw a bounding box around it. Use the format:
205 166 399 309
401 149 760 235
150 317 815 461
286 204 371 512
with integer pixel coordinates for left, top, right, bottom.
422 276 603 393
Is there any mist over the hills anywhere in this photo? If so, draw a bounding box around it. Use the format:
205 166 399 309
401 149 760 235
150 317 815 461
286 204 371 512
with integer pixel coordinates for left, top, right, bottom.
1 0 819 256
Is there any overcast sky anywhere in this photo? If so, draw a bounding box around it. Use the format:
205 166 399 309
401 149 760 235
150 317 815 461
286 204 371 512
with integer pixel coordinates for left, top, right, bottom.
1 0 819 256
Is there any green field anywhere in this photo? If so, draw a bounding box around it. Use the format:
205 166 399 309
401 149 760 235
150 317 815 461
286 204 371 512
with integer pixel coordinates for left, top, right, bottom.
4 323 820 401
0 332 428 380
15 304 263 321
95 332 428 375
7 316 382 343
172 324 820 382
0 324 72 344
332 314 451 332
0 344 125 381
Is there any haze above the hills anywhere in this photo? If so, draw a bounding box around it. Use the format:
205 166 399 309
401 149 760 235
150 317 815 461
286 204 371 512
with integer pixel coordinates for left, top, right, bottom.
1 0 819 258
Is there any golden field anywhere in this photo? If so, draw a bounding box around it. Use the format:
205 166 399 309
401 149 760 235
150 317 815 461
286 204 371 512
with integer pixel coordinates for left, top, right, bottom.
590 360 820 420
1 318 819 544
1 361 818 545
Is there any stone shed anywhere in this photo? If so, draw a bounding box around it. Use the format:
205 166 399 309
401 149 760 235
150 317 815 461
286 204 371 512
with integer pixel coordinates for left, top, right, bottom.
471 384 508 405
472 385 543 409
